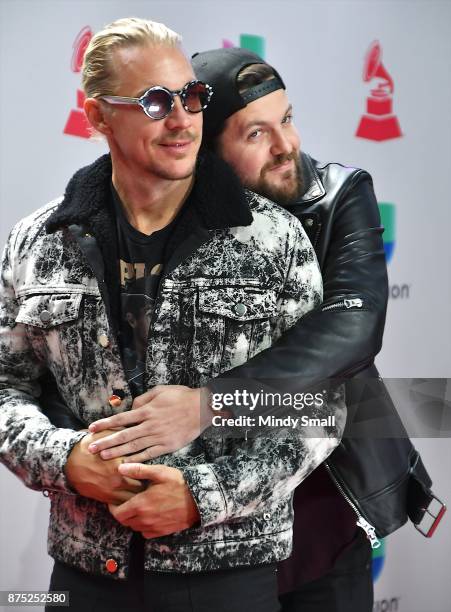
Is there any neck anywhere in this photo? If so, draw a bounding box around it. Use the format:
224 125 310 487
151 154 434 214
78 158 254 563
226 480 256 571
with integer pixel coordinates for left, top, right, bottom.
111 156 194 235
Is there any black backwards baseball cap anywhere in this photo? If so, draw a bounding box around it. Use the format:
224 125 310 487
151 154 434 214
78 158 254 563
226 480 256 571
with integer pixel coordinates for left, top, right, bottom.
191 48 285 142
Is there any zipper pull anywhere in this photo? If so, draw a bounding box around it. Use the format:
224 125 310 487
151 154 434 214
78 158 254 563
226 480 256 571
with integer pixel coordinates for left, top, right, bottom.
344 298 363 309
357 516 381 549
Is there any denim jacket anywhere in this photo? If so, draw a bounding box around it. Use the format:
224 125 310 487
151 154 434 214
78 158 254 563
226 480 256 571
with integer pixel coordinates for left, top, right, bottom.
0 153 344 578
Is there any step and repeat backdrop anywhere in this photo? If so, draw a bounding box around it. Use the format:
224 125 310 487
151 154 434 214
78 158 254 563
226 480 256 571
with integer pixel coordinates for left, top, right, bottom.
1 2 450 611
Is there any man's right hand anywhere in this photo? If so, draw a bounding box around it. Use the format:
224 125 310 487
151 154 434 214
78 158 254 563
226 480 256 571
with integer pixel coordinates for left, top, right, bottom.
64 430 145 504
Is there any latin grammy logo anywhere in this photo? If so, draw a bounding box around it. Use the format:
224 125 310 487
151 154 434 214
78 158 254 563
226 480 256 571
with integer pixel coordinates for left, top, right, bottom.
356 41 403 142
222 34 266 58
63 26 92 139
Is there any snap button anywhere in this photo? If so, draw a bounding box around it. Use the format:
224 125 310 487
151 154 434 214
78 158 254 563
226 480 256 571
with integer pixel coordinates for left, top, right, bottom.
39 310 52 323
108 395 122 408
304 218 314 228
263 512 271 521
105 558 118 573
235 303 247 316
98 334 110 348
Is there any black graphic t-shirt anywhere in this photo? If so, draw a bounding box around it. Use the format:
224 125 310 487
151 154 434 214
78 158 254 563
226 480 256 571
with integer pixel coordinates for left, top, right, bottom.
111 185 181 397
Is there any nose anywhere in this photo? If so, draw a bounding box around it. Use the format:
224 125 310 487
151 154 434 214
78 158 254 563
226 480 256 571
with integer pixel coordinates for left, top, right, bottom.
165 95 192 130
270 129 292 157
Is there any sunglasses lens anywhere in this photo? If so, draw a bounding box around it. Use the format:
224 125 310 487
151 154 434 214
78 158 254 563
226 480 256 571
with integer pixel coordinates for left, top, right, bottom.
142 89 173 119
183 82 211 113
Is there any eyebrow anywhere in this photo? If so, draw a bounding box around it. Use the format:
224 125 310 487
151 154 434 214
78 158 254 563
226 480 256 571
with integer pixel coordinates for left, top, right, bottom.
242 104 293 132
135 85 155 98
135 78 196 99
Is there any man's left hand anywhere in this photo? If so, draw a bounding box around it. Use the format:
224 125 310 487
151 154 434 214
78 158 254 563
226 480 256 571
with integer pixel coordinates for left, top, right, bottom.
108 463 201 538
88 385 213 462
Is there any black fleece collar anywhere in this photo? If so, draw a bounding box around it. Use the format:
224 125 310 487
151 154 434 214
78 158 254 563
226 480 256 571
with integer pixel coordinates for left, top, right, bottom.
46 148 252 235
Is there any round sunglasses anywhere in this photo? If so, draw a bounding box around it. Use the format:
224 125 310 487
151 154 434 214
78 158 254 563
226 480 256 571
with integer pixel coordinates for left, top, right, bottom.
100 80 213 120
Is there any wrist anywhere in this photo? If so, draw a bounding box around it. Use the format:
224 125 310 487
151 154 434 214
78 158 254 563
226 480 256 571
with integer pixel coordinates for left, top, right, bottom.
199 387 214 431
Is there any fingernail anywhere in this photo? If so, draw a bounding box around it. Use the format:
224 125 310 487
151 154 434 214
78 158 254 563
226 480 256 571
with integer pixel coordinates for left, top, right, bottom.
88 444 97 453
89 424 96 432
100 451 110 459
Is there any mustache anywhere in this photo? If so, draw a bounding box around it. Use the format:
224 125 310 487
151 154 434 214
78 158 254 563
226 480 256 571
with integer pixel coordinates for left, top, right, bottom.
261 151 299 175
160 131 197 143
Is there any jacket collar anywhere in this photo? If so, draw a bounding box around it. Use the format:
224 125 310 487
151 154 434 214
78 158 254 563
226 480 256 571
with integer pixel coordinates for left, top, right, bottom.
298 152 326 203
46 148 252 235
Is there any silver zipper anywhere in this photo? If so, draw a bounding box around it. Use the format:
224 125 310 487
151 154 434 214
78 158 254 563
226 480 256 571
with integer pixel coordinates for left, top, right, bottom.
324 462 381 549
322 298 363 312
356 517 381 549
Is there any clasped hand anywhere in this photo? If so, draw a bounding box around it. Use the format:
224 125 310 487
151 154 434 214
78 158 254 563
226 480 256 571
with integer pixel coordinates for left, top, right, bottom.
64 430 144 505
108 463 201 538
87 385 211 461
64 386 205 537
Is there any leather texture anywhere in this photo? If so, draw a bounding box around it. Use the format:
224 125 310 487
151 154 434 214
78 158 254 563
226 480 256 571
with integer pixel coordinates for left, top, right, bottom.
218 153 439 537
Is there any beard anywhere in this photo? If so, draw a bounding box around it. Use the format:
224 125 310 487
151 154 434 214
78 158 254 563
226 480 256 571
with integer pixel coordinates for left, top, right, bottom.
246 151 304 206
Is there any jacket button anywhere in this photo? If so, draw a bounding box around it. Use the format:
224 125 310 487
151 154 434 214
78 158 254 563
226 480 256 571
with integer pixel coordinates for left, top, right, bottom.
304 218 314 228
235 303 247 316
105 558 118 573
108 395 122 408
98 334 110 348
40 310 52 323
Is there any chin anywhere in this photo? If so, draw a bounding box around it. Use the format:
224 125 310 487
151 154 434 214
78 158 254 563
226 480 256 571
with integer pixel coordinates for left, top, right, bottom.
153 162 196 181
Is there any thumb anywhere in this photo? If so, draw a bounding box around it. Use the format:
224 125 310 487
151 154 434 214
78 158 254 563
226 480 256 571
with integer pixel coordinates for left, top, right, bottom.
118 462 178 483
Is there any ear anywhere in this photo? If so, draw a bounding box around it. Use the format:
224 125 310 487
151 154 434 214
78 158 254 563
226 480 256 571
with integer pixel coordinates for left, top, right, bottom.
84 98 112 135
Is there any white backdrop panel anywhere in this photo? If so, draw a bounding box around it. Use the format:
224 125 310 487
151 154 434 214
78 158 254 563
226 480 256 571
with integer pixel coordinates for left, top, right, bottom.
1 2 450 611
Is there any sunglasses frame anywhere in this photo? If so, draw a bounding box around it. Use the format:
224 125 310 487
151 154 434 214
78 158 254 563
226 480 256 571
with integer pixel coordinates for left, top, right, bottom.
100 80 213 120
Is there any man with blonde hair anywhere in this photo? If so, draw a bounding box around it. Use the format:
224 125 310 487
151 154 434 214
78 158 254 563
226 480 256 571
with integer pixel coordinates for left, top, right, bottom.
0 18 343 611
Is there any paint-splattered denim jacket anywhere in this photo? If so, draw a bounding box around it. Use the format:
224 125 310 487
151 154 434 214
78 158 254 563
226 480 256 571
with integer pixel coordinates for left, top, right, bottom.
0 153 345 578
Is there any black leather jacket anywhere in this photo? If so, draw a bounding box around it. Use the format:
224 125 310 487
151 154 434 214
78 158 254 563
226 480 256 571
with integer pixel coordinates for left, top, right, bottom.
216 152 440 542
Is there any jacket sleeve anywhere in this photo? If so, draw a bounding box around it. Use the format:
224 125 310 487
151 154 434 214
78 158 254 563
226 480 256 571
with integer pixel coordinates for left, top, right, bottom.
209 171 388 408
182 427 342 526
0 224 86 493
181 216 346 525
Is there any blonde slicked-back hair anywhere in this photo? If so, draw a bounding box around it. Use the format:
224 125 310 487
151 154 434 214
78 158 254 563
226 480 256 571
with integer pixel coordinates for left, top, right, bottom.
82 17 182 98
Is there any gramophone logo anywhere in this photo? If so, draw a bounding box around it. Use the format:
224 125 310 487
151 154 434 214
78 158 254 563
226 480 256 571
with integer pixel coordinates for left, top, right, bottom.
63 26 93 139
222 34 266 58
356 41 403 142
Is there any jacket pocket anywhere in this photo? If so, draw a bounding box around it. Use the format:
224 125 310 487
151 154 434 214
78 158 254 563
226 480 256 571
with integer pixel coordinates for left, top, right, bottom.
198 287 278 321
195 286 278 376
16 293 82 328
15 292 84 389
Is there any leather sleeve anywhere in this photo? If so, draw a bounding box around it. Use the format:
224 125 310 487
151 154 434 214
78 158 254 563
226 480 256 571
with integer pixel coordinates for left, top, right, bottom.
209 171 388 396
